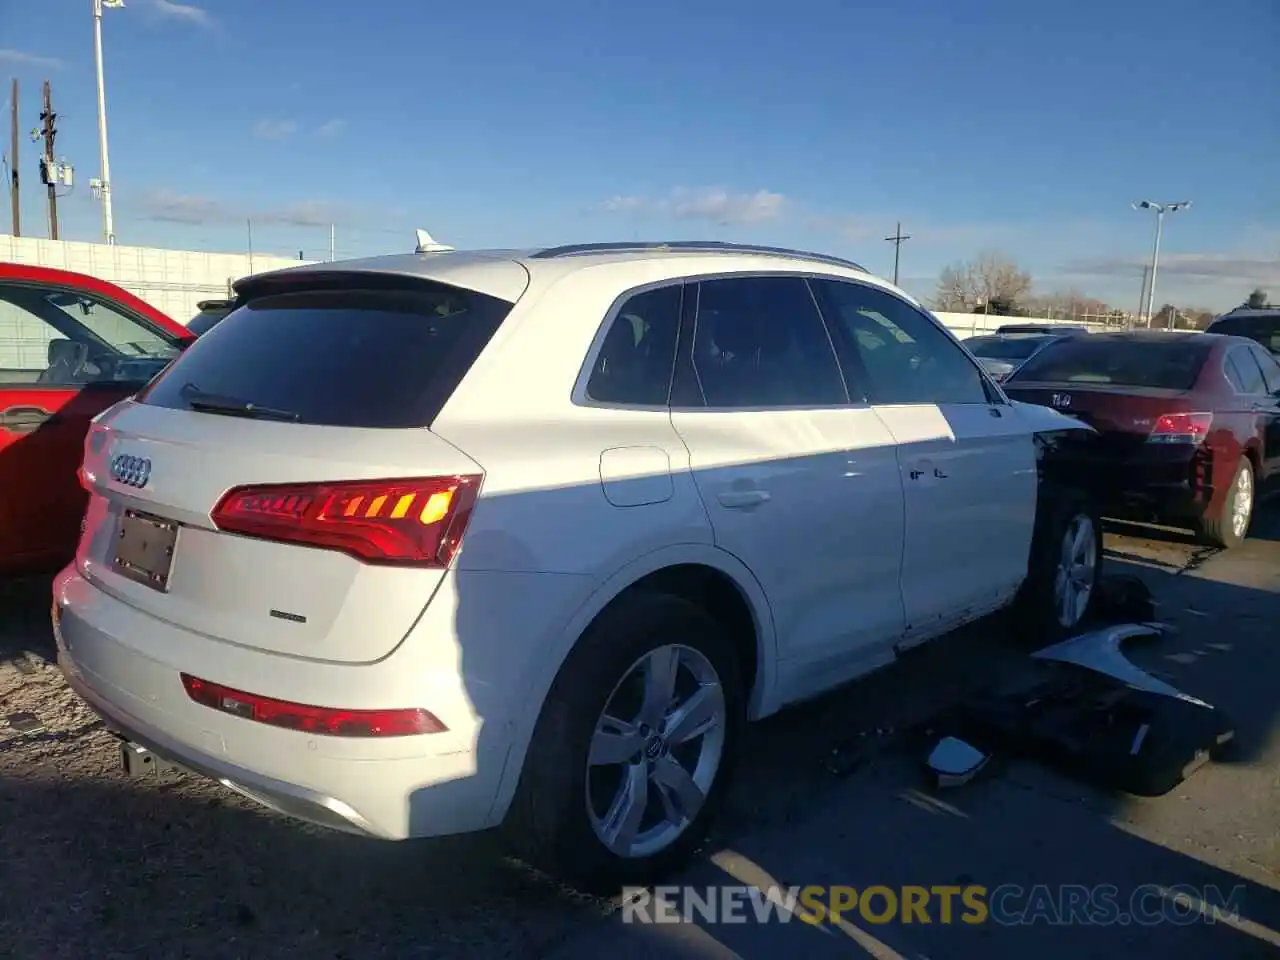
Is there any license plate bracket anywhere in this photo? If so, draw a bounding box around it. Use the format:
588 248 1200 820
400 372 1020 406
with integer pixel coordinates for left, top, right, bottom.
112 509 179 591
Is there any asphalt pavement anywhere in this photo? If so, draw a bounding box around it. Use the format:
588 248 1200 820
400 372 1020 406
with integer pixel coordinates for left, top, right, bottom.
1 511 1277 959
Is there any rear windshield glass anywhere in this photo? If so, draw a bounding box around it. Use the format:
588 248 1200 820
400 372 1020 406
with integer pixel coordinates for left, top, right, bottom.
1209 315 1280 352
140 283 513 428
186 310 228 336
1011 338 1210 390
964 335 1049 361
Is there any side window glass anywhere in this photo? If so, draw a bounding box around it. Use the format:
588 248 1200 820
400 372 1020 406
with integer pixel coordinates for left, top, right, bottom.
585 284 682 406
814 280 989 404
1223 353 1248 393
0 282 180 387
690 276 847 408
1227 348 1266 395
1248 346 1280 394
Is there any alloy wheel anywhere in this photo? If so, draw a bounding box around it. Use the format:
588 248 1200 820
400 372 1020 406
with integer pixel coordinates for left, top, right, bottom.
585 644 726 859
1053 513 1097 628
1231 466 1254 541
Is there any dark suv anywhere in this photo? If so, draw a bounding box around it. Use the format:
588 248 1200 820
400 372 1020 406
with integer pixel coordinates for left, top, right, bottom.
187 299 236 336
1205 308 1280 356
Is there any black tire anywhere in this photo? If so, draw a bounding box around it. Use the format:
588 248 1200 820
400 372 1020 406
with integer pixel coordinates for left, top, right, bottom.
1014 485 1104 645
1193 456 1253 549
502 590 745 894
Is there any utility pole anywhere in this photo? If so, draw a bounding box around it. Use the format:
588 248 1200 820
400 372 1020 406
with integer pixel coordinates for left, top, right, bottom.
884 222 911 286
92 0 122 244
8 78 18 236
329 222 335 261
39 80 58 240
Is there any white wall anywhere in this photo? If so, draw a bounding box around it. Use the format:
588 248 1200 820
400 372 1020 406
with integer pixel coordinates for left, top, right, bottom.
931 311 1111 337
0 234 313 324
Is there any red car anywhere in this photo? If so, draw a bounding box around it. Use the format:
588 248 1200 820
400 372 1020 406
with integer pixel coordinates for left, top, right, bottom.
0 263 194 576
1004 330 1280 548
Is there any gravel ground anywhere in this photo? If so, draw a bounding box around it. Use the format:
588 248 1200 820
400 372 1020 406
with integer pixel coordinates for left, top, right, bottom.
2 517 1278 959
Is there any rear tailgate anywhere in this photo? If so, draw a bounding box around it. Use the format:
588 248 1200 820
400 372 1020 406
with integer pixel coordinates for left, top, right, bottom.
81 403 483 663
75 270 519 664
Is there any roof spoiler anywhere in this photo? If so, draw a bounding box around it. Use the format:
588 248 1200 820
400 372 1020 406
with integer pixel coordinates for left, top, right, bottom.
415 229 454 253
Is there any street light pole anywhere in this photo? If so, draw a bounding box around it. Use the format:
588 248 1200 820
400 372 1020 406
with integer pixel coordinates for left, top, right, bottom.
92 0 122 244
1133 200 1191 326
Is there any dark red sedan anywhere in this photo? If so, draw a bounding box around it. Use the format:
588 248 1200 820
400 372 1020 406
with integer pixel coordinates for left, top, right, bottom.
1003 329 1280 548
0 262 195 575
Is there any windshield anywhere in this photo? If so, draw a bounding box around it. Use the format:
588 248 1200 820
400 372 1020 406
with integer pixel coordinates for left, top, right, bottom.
964 335 1050 361
1011 338 1211 390
44 290 180 360
0 282 181 387
1209 315 1280 354
139 281 514 428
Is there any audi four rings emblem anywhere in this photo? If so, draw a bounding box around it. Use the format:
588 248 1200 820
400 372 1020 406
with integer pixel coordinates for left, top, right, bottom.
110 454 152 488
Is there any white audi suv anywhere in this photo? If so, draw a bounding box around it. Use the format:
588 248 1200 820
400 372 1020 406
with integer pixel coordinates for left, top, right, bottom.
54 241 1103 892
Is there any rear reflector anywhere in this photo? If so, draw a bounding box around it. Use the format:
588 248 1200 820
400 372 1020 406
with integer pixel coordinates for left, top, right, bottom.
180 674 446 737
211 475 481 565
1148 412 1213 444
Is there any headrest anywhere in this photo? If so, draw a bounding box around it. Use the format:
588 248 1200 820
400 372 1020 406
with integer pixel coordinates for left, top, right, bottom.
48 338 89 366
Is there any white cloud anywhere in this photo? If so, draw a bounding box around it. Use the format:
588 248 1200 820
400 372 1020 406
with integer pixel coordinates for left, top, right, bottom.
253 119 298 141
137 188 233 224
1062 252 1280 286
256 200 353 228
316 119 346 139
151 0 214 28
0 49 63 70
602 187 788 226
136 188 352 228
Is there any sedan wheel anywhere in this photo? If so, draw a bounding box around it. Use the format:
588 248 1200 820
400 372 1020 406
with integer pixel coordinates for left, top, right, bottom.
1230 464 1254 542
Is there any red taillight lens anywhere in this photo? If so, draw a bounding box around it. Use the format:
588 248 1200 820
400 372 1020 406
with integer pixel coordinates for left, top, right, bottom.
210 475 481 565
1148 412 1213 444
180 674 446 737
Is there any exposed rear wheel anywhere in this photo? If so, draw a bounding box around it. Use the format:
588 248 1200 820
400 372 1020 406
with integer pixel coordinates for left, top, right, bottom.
1194 456 1254 549
1016 486 1103 644
503 591 744 894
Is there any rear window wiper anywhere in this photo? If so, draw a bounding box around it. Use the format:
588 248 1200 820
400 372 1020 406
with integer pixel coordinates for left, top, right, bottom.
180 382 300 422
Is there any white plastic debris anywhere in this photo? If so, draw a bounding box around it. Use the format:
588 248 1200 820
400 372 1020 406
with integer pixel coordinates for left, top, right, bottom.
926 736 989 788
1032 623 1212 708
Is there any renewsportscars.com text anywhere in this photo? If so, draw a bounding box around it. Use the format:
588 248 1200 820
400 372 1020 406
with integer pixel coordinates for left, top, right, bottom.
621 883 1247 927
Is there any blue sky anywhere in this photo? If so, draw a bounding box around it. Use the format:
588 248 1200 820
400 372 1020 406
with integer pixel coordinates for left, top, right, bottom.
2 0 1277 310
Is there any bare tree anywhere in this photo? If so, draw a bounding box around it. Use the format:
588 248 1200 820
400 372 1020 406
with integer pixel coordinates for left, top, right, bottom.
933 263 972 311
932 251 1032 313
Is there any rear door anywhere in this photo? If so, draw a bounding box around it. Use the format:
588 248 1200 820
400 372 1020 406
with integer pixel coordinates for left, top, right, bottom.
811 279 1037 648
0 277 183 573
1238 345 1280 487
78 276 517 664
668 274 906 696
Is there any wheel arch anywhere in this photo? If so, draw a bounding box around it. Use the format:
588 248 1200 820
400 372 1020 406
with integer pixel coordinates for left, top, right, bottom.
486 543 778 825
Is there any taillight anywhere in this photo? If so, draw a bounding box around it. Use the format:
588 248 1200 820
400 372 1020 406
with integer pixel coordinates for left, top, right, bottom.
180 674 445 737
211 475 481 565
1148 412 1213 444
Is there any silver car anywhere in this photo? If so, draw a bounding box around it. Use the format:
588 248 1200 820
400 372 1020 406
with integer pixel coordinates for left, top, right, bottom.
963 331 1085 382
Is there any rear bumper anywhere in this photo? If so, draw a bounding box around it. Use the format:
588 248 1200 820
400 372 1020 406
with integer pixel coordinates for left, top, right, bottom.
61 659 386 836
1088 446 1215 523
52 563 590 840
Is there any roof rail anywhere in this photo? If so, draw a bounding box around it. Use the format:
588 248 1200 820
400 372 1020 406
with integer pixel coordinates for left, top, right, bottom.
529 241 868 273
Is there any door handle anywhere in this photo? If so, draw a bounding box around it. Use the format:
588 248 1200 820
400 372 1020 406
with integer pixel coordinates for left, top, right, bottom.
717 489 771 509
0 407 58 434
